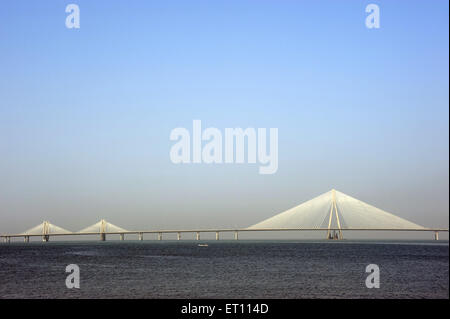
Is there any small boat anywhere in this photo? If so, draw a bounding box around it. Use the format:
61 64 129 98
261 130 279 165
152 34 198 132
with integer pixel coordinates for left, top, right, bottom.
198 244 209 247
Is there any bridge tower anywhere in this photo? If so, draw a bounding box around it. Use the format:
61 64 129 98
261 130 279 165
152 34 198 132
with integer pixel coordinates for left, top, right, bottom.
20 221 70 243
100 219 106 241
326 189 343 240
79 219 127 241
42 221 50 242
434 231 439 241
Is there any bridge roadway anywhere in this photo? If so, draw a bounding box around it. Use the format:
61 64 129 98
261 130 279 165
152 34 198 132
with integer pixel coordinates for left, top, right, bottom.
1 227 448 242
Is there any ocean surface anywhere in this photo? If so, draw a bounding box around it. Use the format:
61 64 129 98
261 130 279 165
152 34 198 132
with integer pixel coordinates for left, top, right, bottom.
0 240 448 299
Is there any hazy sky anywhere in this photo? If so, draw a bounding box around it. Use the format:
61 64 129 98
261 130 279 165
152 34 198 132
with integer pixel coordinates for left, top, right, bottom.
0 0 448 238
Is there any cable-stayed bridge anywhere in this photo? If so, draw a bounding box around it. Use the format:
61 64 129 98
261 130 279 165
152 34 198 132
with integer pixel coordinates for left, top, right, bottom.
1 189 448 243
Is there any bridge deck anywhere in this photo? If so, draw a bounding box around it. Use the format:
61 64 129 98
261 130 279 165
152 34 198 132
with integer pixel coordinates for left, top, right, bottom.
1 227 448 238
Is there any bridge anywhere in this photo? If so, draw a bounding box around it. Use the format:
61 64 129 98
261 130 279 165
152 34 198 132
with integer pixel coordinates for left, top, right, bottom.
1 189 448 243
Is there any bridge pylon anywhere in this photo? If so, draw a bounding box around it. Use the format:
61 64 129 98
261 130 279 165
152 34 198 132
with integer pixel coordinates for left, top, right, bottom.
19 220 71 243
326 189 343 240
42 221 50 242
100 219 107 241
78 219 127 241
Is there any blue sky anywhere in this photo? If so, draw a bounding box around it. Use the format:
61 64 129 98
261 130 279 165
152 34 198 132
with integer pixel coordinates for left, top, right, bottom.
0 0 448 237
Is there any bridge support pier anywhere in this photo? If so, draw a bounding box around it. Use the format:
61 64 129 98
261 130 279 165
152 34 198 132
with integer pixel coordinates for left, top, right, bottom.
139 233 143 241
327 230 343 240
42 235 49 242
177 232 181 241
24 236 29 243
216 232 219 240
234 231 239 240
434 231 439 241
4 237 10 243
158 233 162 241
120 233 125 241
100 233 106 241
196 232 200 241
